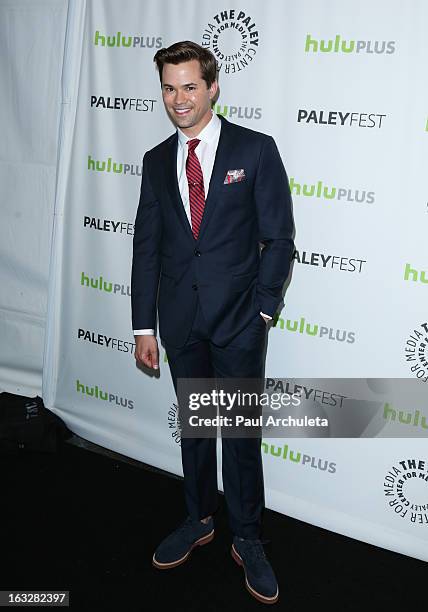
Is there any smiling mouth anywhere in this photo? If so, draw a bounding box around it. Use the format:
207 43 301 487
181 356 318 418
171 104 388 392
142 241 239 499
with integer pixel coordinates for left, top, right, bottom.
174 108 191 115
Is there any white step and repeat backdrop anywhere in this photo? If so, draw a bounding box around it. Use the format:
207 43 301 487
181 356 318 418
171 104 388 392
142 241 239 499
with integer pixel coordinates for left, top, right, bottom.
0 0 67 396
43 0 428 561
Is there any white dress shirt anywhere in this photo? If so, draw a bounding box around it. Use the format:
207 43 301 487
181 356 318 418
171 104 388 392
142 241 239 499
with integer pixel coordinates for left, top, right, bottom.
133 111 270 336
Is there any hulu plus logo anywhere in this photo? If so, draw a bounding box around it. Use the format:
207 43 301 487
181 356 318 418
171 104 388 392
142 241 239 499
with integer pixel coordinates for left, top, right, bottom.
93 31 162 49
76 379 134 409
261 442 336 473
80 272 131 297
87 155 142 176
289 177 374 204
304 34 395 54
404 263 428 285
383 403 428 432
272 314 355 344
212 102 262 120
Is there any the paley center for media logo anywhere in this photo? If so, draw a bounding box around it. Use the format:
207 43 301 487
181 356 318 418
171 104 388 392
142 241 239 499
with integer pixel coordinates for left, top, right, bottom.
383 459 428 524
202 9 259 74
404 322 428 382
168 402 181 445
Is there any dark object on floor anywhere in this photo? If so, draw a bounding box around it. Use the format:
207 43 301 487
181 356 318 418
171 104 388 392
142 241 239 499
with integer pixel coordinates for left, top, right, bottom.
0 392 71 453
2 438 427 611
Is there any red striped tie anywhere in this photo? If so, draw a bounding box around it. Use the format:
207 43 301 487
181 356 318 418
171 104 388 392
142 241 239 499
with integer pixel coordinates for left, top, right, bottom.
185 138 205 240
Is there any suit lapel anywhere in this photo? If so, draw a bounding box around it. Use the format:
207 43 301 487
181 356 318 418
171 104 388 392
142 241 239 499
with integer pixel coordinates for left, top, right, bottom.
165 133 194 241
164 114 235 244
196 114 233 243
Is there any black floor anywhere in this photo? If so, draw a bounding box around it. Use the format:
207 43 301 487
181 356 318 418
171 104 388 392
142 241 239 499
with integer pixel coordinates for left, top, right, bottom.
1 439 426 611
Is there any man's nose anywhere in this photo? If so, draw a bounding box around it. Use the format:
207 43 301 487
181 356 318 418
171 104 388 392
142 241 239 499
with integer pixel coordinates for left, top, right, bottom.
175 90 186 105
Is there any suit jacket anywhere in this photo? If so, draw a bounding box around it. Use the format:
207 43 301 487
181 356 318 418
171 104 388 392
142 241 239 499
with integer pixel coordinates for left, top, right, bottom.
131 114 294 348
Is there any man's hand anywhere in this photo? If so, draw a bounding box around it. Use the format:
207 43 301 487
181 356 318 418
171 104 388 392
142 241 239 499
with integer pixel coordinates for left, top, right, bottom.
135 335 159 370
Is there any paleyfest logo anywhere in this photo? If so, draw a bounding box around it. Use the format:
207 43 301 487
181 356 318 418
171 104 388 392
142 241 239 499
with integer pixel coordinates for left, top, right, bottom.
293 249 366 274
384 459 428 524
404 323 428 382
202 9 259 74
297 109 386 129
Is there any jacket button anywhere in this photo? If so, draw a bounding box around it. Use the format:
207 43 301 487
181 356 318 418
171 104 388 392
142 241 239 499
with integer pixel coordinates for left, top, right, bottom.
192 284 198 291
194 249 201 257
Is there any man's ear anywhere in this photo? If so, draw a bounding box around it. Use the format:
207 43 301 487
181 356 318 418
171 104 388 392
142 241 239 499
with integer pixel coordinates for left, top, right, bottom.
209 80 218 100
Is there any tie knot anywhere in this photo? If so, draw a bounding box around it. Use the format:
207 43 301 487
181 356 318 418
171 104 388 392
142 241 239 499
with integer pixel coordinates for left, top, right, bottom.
187 138 200 152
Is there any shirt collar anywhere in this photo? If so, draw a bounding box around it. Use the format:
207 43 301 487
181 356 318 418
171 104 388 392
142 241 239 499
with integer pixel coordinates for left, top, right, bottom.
177 111 221 148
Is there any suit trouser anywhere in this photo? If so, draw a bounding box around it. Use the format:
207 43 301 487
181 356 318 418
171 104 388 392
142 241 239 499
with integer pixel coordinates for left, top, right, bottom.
163 296 267 539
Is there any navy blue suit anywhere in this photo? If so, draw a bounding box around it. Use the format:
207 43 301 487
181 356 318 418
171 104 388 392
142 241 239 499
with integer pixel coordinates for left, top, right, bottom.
131 114 294 537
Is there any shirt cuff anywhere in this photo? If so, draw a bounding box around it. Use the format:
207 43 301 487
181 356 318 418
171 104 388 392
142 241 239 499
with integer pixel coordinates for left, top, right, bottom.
260 311 272 320
133 329 155 335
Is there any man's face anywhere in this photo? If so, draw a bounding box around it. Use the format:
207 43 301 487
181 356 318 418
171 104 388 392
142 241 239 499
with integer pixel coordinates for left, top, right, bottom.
161 59 218 137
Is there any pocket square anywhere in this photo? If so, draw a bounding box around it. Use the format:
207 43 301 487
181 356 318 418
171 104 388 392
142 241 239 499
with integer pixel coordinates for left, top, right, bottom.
224 169 246 184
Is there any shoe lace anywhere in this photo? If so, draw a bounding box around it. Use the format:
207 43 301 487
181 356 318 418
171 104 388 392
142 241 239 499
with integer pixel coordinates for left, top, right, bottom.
177 516 209 539
241 538 267 562
178 516 195 533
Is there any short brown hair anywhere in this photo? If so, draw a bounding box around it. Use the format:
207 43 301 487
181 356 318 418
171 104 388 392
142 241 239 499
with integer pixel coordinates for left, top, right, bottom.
153 40 218 88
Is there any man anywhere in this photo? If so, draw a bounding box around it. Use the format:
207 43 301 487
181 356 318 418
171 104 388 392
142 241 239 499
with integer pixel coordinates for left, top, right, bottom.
131 41 294 605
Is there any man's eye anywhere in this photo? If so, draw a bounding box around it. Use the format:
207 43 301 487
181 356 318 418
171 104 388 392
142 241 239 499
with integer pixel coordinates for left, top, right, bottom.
187 86 195 91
